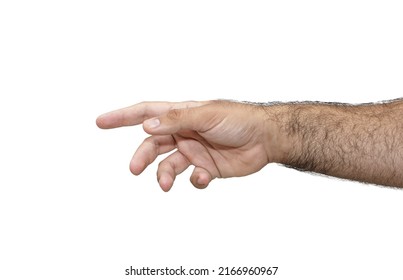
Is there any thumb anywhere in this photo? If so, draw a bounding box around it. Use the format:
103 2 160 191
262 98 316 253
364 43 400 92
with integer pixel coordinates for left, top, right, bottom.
142 105 215 135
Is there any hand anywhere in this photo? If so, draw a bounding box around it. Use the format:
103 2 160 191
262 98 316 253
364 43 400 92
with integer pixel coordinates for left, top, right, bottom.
96 100 282 191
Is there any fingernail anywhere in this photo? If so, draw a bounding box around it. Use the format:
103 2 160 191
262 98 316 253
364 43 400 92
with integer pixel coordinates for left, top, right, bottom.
144 118 160 128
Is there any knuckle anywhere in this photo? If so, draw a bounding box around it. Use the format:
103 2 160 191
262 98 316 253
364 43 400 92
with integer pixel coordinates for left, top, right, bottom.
184 100 198 108
144 136 156 146
158 159 168 169
157 158 174 171
166 109 182 121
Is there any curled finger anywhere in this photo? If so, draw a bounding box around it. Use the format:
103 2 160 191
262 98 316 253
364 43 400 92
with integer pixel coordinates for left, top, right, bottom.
157 151 191 192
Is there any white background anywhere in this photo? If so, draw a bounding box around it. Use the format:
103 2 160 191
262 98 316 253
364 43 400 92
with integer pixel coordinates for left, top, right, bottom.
1 1 403 279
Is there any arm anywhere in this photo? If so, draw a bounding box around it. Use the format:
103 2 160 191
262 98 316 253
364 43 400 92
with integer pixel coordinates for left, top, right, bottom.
269 99 403 187
96 99 403 190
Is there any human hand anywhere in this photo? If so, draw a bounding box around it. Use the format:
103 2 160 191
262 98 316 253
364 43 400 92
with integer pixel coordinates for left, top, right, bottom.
96 100 285 191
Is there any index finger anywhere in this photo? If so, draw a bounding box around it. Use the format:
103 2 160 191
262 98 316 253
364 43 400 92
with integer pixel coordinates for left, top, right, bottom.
96 100 208 129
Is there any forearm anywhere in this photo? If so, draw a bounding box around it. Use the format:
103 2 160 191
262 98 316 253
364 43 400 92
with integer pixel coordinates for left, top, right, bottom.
266 99 403 188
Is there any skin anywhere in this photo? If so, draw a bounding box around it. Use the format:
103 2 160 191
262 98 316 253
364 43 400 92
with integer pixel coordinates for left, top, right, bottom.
96 99 403 191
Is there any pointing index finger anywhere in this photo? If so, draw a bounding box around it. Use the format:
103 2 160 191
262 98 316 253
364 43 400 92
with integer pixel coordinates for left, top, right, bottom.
96 101 207 129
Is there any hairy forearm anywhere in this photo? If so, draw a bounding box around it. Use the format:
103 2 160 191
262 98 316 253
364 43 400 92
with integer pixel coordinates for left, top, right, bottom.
266 99 403 188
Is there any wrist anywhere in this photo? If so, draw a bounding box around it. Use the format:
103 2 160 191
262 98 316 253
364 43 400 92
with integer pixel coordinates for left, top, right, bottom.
260 104 295 164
